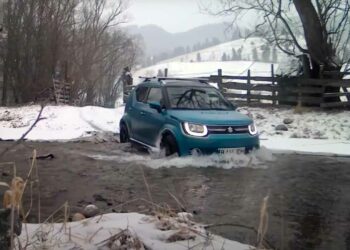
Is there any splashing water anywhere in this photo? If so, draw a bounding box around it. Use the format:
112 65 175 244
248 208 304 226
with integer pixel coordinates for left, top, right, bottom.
85 144 274 169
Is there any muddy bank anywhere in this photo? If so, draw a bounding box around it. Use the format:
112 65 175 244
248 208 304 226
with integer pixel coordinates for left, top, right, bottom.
0 141 349 249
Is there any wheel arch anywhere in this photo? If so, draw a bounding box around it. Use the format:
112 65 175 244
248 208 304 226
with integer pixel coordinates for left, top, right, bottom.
159 126 182 155
119 117 131 134
159 125 180 143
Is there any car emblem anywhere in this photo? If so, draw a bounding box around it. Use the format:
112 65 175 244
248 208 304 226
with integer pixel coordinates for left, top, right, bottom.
227 127 233 133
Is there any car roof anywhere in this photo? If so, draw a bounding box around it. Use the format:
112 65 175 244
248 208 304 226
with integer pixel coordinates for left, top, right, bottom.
163 80 212 87
138 78 214 88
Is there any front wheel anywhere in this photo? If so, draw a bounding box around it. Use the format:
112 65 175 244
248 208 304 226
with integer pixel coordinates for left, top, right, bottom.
161 134 179 157
119 123 129 143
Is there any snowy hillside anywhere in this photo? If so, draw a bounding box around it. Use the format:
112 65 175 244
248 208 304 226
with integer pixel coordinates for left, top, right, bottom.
133 37 297 79
135 61 278 79
161 37 284 63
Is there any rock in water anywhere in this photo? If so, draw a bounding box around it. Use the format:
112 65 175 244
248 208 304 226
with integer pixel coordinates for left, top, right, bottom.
256 113 265 119
283 118 294 124
72 213 86 221
275 124 288 131
83 204 99 218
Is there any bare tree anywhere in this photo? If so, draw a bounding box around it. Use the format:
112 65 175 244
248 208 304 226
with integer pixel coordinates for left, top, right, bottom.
69 0 139 107
205 0 350 77
2 0 78 104
0 0 4 101
1 0 140 107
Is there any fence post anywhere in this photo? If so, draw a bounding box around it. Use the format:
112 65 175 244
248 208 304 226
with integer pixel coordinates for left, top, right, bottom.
297 80 302 108
319 65 324 108
164 68 168 77
247 69 251 105
271 64 276 105
217 69 223 92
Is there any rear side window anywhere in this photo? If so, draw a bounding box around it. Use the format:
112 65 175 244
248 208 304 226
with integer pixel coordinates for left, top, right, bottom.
146 87 162 103
135 86 148 102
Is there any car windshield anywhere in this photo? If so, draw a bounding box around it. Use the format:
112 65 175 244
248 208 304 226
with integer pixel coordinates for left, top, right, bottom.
166 86 234 110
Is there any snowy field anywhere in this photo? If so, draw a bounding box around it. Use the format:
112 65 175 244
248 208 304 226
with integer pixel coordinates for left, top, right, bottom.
19 212 251 250
0 105 349 156
134 61 278 79
161 37 283 64
133 37 297 79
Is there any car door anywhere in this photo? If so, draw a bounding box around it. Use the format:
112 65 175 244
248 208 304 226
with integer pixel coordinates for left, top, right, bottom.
139 87 166 146
128 86 149 141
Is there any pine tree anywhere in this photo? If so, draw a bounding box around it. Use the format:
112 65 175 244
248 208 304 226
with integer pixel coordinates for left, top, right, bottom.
261 45 271 62
221 52 228 61
232 48 238 60
272 46 278 62
196 52 201 62
157 69 164 77
252 47 259 61
237 47 243 60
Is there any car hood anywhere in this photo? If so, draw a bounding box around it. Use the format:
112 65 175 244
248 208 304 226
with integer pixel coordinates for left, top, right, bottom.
167 110 253 126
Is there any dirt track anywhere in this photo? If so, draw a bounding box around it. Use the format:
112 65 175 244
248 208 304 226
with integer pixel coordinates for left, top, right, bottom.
0 141 350 250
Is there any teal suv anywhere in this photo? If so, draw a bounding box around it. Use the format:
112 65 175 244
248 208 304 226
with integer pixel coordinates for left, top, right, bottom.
120 78 259 156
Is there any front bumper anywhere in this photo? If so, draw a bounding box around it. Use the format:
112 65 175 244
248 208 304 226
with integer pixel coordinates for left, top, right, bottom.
177 133 260 156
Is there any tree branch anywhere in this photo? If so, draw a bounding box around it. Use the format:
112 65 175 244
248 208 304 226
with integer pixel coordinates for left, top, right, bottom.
0 105 45 159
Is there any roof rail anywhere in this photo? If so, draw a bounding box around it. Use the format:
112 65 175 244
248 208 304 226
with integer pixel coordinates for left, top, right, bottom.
157 77 210 85
138 76 156 82
139 76 210 85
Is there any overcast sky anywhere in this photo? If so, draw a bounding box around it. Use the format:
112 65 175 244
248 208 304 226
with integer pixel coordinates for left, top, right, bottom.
125 0 230 33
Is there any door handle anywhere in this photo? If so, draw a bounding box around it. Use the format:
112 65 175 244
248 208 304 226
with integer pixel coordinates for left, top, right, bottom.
140 111 145 116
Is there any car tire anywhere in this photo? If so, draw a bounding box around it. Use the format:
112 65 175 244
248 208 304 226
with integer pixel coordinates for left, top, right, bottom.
120 123 129 143
161 134 179 157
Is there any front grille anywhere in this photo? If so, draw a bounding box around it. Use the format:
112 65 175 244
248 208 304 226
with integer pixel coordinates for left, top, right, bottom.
207 125 249 134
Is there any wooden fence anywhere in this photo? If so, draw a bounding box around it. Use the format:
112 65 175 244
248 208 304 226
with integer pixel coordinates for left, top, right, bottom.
208 67 350 108
53 80 71 104
35 79 71 104
126 66 350 108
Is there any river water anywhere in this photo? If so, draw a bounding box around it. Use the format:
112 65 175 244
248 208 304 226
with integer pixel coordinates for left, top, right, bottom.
0 141 349 249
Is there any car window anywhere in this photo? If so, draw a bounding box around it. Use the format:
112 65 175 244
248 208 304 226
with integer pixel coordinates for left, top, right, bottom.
135 86 148 103
166 86 233 110
146 87 162 103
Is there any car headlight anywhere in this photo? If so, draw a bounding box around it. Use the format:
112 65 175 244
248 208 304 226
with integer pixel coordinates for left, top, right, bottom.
183 122 208 137
248 123 258 135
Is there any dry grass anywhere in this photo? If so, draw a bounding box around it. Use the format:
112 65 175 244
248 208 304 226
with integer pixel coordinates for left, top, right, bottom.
257 194 270 250
96 228 146 249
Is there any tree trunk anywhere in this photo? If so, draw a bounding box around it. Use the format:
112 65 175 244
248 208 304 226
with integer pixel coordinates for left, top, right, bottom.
293 0 336 71
1 68 7 105
294 0 341 104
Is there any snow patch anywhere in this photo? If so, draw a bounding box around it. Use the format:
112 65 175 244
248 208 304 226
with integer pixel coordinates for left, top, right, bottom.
0 105 124 140
18 212 252 250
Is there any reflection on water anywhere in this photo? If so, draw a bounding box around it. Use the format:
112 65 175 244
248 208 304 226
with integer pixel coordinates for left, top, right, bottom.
296 210 325 249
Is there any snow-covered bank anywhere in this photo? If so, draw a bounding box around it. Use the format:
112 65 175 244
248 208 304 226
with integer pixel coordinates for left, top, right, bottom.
19 212 252 250
0 104 349 156
261 138 350 157
0 105 123 140
238 107 350 140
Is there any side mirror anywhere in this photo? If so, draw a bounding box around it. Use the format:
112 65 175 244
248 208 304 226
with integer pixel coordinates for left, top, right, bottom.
149 101 162 112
